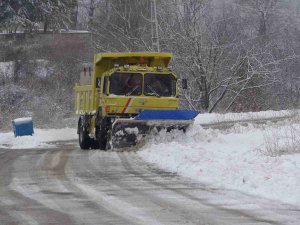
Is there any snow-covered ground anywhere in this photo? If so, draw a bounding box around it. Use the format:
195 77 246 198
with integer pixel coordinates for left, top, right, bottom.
0 110 299 208
0 60 52 79
195 109 296 124
139 110 300 208
0 128 77 149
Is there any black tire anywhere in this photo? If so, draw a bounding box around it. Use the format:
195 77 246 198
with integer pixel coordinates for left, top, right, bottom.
97 118 110 150
90 139 99 149
78 120 91 150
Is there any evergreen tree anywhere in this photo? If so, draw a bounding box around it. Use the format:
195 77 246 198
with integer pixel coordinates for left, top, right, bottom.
0 0 75 33
0 0 37 33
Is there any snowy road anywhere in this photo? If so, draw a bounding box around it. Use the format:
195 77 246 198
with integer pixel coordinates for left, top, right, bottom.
0 141 299 225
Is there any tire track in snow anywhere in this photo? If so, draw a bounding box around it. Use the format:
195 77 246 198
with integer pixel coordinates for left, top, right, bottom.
117 152 287 225
43 144 136 225
1 149 74 225
13 145 133 225
66 149 162 225
85 150 275 225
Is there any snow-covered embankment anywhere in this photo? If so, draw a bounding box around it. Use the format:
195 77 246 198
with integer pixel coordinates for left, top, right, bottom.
0 128 77 149
138 110 300 207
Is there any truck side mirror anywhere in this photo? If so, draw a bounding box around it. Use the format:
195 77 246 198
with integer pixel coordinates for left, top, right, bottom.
96 78 101 88
104 77 109 95
182 79 188 90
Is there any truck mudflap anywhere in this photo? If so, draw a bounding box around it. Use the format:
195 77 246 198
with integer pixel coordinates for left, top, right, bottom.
108 110 199 149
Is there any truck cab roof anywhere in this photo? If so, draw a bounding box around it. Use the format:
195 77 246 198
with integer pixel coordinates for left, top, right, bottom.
94 52 173 71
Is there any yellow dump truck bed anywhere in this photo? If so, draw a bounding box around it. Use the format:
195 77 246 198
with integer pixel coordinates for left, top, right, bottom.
75 85 93 114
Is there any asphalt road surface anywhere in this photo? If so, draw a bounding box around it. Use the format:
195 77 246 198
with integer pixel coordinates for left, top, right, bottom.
0 141 299 225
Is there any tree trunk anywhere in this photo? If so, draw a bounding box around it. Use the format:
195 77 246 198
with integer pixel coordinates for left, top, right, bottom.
44 19 48 33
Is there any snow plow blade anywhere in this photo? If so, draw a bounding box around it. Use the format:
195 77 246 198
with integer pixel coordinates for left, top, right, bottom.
109 110 199 149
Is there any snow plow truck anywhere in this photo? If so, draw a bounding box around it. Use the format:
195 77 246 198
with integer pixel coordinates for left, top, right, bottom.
74 52 198 150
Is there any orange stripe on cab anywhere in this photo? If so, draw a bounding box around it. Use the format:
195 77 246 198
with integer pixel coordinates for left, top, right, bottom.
121 98 132 113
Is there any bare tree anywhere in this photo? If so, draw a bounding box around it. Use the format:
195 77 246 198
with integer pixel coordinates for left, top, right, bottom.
87 0 152 52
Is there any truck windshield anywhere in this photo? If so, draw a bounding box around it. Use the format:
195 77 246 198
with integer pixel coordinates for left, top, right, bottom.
144 74 176 97
109 73 142 96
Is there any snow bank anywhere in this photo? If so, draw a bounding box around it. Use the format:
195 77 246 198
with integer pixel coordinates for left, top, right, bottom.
0 128 77 149
195 109 295 125
139 112 300 207
0 61 14 78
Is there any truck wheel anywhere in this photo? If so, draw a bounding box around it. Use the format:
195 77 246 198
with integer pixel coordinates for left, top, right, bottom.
79 121 91 150
90 139 99 149
97 118 110 150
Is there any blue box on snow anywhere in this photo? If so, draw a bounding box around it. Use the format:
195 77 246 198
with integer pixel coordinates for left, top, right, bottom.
12 117 34 137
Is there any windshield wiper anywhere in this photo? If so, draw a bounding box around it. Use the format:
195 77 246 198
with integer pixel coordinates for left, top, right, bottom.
146 85 160 97
125 86 139 96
